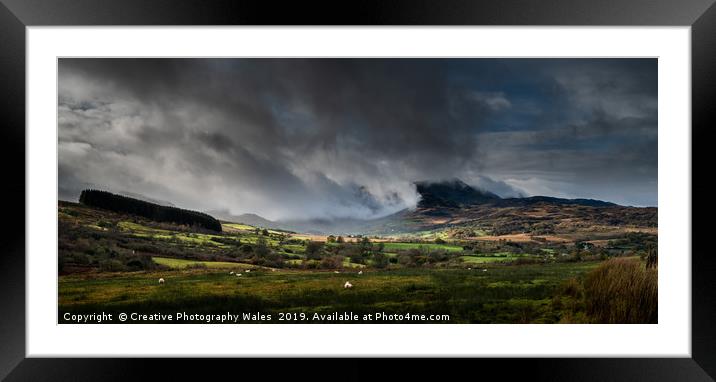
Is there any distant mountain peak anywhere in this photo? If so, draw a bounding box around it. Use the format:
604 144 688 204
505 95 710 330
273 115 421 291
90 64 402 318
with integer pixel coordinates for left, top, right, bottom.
239 213 266 219
414 178 500 208
207 210 276 228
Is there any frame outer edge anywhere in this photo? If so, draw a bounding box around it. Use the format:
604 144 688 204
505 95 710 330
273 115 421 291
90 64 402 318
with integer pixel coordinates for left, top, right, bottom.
692 0 716 379
0 0 716 25
0 1 26 381
1 0 714 380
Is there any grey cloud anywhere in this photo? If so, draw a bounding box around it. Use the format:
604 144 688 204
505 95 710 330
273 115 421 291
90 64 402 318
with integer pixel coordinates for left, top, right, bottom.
468 175 526 198
468 91 512 111
58 58 658 219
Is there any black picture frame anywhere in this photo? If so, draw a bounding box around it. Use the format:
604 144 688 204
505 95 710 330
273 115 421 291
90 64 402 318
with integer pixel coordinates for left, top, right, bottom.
1 0 714 380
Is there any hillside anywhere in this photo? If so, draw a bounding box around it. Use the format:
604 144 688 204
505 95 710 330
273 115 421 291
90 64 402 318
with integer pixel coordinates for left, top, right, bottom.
58 198 657 324
72 180 657 239
361 180 655 237
266 179 657 237
79 189 222 232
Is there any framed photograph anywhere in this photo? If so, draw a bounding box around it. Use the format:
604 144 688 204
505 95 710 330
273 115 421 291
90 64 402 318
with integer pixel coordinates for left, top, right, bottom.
1 0 714 379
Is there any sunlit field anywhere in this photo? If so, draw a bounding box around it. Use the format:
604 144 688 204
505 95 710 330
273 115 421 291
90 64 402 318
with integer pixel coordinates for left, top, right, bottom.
58 201 656 324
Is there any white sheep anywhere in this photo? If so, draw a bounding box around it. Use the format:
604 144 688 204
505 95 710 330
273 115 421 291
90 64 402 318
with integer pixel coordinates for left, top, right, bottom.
344 281 353 289
482 269 487 272
236 273 242 277
334 271 340 274
246 269 251 273
467 268 472 270
230 271 234 275
158 278 165 284
358 270 363 275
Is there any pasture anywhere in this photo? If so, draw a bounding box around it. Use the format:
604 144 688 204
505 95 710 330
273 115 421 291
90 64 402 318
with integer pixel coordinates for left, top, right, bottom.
380 242 464 252
152 257 261 270
57 201 657 324
59 260 601 323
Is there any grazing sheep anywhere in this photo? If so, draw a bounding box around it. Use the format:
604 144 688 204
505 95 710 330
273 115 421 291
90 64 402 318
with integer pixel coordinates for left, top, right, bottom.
246 269 251 273
334 271 340 274
344 281 353 289
158 278 165 284
236 273 242 277
482 269 487 272
358 270 363 275
230 271 234 275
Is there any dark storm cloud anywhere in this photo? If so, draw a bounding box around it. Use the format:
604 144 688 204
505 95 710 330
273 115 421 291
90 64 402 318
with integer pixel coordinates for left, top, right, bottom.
58 58 657 219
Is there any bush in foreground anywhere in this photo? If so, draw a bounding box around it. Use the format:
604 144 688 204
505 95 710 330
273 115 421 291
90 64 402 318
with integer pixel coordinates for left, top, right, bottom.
583 258 657 324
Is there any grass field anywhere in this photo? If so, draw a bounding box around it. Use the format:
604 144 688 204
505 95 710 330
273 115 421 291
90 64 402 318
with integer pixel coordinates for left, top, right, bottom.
460 255 516 264
59 260 601 323
58 201 657 324
380 242 464 252
152 257 257 269
223 223 256 231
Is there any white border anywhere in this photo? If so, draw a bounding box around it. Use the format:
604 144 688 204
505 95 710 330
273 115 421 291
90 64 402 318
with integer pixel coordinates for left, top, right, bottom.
27 27 691 357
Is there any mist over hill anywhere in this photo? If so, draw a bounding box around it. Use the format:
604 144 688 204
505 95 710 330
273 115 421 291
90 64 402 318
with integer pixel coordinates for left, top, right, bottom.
206 179 651 235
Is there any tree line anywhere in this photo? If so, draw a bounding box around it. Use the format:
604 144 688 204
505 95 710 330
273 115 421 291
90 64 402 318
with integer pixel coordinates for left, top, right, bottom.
79 189 222 232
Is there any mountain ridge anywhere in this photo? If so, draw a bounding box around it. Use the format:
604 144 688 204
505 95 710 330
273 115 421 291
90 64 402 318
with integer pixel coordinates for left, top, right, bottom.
209 179 644 235
415 178 617 209
208 210 276 228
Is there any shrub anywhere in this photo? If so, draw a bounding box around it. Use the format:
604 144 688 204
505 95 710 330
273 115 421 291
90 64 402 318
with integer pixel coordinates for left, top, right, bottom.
645 246 658 269
583 258 657 324
97 220 115 229
302 261 319 269
397 254 413 266
372 253 389 269
359 237 371 249
254 236 270 257
559 277 583 299
305 241 324 260
512 256 541 265
319 256 342 269
427 250 449 263
125 255 157 271
99 259 126 272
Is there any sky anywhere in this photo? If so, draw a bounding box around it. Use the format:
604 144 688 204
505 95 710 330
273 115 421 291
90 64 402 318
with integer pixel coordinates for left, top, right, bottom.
58 58 657 220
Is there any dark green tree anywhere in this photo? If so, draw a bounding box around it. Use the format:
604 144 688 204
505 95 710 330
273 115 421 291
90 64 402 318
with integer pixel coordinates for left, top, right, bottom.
305 241 324 260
